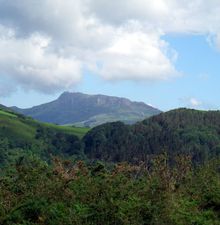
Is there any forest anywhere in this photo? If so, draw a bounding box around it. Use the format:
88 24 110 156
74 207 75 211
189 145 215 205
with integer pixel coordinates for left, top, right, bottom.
84 109 220 163
0 107 220 224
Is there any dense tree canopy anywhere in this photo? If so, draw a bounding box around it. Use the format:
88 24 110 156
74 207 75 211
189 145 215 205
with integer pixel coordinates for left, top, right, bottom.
84 109 220 163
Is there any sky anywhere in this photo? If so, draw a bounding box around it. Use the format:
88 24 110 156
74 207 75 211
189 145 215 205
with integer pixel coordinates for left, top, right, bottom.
1 0 220 111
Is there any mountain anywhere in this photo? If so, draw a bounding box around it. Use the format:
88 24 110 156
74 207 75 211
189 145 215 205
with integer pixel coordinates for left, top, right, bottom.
0 103 10 110
12 92 161 127
83 108 220 163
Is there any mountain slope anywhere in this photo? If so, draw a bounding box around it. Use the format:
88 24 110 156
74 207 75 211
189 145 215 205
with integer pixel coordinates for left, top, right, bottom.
0 107 89 166
83 108 220 163
12 92 161 127
0 104 11 111
0 108 89 139
2 106 220 165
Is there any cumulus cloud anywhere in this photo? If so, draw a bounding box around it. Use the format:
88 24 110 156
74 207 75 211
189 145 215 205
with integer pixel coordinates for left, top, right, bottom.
0 0 220 95
0 27 82 93
189 98 202 107
179 97 210 109
95 25 178 80
89 0 220 33
88 0 170 26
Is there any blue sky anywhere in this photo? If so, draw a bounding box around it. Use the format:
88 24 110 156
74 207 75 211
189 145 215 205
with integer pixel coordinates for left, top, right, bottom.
1 1 220 111
2 34 220 111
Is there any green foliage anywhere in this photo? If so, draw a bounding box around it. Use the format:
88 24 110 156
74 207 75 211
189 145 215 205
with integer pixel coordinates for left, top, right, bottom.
84 109 220 163
0 110 17 118
0 108 89 166
41 122 90 138
0 107 89 143
0 138 9 165
0 156 219 225
1 107 220 224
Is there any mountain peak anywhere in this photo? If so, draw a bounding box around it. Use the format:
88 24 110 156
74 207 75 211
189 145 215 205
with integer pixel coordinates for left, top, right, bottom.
59 91 84 98
12 92 161 127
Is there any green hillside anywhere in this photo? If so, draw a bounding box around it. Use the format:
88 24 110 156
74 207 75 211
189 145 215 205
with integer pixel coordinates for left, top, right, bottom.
0 108 89 166
83 108 220 163
0 112 35 142
42 123 90 138
0 108 89 140
2 107 220 165
0 110 17 118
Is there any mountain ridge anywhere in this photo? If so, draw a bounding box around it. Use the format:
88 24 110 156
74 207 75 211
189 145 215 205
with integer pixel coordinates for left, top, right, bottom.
12 92 161 127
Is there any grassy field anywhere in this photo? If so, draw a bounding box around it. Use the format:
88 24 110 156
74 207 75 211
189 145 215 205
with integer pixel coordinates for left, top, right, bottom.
41 122 90 138
0 109 90 142
0 109 18 118
0 113 36 142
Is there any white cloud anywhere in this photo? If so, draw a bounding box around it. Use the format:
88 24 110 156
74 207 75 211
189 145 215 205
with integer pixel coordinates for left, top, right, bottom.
95 27 178 80
88 0 170 26
212 33 220 51
189 98 202 107
0 28 82 93
180 97 203 109
0 0 220 94
88 0 220 33
180 96 218 110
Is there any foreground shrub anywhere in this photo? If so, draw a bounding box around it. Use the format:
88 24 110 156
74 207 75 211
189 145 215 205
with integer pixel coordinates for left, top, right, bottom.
0 155 219 224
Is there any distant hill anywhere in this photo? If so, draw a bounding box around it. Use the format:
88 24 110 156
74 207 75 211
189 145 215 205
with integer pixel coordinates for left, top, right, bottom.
0 106 89 165
0 107 89 140
0 104 10 110
12 92 161 127
83 108 220 163
2 106 220 165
